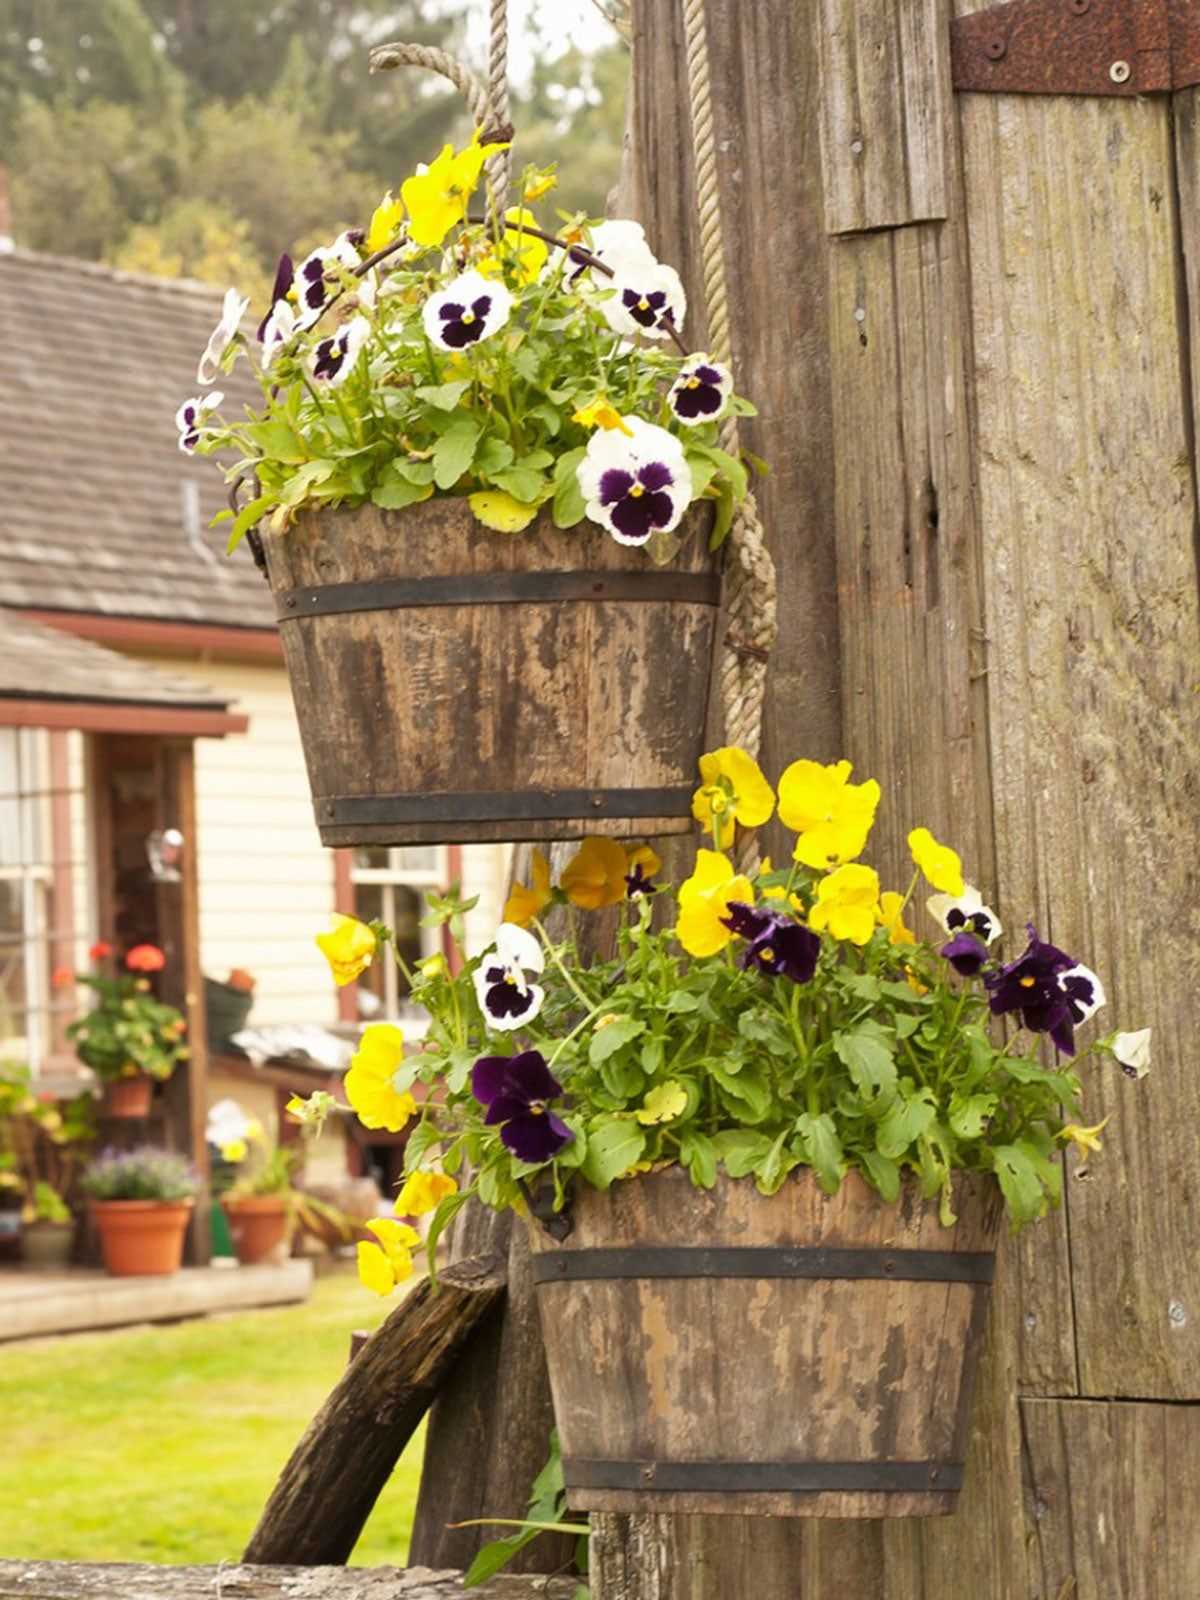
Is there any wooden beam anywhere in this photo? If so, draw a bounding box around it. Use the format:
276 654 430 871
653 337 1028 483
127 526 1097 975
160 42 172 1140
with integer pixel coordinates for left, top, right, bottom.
243 1253 507 1567
0 1562 579 1600
19 611 283 661
0 699 248 739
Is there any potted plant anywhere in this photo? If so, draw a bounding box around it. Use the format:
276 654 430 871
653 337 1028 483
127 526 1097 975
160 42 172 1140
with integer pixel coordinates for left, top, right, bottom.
204 969 256 1054
182 140 758 847
21 1183 75 1270
304 747 1148 1518
82 1146 197 1276
0 1167 22 1261
68 943 188 1118
0 1068 95 1268
208 1103 294 1266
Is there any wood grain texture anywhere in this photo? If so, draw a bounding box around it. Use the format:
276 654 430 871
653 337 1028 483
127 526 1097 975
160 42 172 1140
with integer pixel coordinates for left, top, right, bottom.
243 1254 505 1566
531 1168 1001 1518
262 501 717 845
1022 1398 1200 1600
957 47 1200 1399
817 0 951 234
0 1563 578 1600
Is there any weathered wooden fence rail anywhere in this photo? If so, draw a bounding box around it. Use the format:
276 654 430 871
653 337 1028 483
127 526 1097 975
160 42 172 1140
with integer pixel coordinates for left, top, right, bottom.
0 1564 578 1600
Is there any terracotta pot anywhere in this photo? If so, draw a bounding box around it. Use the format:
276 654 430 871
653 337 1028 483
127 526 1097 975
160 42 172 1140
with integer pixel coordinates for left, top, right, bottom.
90 1198 194 1276
103 1074 154 1119
21 1219 75 1270
529 1167 1003 1519
220 1194 291 1265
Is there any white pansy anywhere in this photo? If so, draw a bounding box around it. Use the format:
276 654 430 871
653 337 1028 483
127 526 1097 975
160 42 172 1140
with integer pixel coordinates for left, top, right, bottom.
474 922 545 1032
421 269 513 352
601 261 687 341
926 884 1003 946
1111 1028 1152 1080
197 287 249 384
310 315 370 388
175 391 223 452
576 417 693 547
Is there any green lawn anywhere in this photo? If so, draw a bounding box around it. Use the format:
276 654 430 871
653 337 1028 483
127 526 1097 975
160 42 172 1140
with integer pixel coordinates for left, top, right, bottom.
0 1269 424 1565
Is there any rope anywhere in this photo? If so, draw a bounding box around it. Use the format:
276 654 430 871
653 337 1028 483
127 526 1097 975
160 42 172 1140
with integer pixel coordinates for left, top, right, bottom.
488 0 512 196
368 41 496 129
679 0 778 778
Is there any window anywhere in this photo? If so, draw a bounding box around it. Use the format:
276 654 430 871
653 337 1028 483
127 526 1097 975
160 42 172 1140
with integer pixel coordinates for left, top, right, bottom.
0 728 90 1073
350 846 446 1020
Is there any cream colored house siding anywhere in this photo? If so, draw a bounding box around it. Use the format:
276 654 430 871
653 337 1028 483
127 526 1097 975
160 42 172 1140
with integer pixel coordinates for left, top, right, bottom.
131 652 337 1028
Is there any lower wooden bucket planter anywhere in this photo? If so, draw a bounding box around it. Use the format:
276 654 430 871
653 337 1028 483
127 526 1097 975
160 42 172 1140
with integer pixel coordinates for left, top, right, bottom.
528 1167 1003 1518
260 501 718 846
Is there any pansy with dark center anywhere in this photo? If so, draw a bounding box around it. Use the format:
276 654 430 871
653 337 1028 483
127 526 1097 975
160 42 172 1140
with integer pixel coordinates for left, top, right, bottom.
721 902 820 984
473 922 545 1033
174 392 221 452
437 293 493 348
310 317 369 388
625 861 657 897
669 360 731 423
621 286 668 330
984 925 1105 1055
256 253 294 341
576 417 693 548
941 930 989 976
471 1050 573 1163
599 459 679 544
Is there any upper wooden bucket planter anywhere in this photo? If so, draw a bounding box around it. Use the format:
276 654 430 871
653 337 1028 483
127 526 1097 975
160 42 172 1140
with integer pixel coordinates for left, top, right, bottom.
261 500 718 847
528 1166 1003 1518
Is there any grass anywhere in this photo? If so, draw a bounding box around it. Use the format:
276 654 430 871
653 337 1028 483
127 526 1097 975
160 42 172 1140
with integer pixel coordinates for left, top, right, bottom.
0 1268 424 1565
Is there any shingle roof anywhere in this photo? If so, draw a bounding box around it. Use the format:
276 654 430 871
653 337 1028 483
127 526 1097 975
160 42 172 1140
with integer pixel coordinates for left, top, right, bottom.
0 609 232 710
0 250 273 629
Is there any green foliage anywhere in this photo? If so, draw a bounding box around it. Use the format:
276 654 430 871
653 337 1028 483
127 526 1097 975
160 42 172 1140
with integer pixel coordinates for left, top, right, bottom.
463 1432 588 1588
67 967 188 1086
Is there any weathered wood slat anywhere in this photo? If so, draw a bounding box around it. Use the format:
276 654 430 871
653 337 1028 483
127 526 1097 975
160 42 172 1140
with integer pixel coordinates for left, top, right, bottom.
0 1563 578 1600
817 0 951 233
1022 1398 1200 1599
242 1254 505 1566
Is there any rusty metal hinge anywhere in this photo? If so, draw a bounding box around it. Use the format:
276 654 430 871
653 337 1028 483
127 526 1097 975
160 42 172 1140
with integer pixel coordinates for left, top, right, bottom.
951 0 1200 97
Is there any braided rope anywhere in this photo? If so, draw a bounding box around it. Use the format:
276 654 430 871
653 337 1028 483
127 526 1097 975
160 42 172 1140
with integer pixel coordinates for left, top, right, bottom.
488 0 512 196
369 40 496 128
680 0 778 776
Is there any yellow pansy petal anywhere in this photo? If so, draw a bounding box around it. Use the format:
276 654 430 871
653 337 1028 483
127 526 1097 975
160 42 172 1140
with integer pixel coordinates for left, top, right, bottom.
367 190 405 254
469 489 541 532
780 759 880 869
808 864 881 947
316 913 376 986
908 827 965 897
355 1023 405 1073
677 849 754 957
877 890 916 947
1061 1117 1109 1161
561 837 629 910
626 843 662 878
572 397 634 435
504 849 553 928
523 171 557 202
345 1028 415 1133
692 747 776 833
356 1240 397 1297
396 1170 457 1217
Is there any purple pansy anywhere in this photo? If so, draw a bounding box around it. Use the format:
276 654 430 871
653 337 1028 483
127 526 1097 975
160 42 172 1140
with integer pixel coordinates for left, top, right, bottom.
941 930 989 976
576 417 693 547
174 391 222 452
256 253 294 341
421 269 512 352
471 1049 573 1163
310 316 370 388
721 901 820 983
669 357 732 424
984 925 1106 1055
929 886 1002 977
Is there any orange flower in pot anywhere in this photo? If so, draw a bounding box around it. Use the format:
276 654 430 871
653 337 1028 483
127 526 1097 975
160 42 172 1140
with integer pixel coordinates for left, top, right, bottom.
68 945 188 1119
83 1147 197 1276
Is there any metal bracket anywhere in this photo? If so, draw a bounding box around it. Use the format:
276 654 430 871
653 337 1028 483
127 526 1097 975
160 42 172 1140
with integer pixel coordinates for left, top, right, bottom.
951 0 1200 97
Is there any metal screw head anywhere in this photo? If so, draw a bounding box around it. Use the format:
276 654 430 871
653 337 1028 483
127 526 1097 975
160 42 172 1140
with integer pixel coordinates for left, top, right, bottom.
1070 0 1090 13
1110 59 1131 83
850 138 864 155
986 36 1007 60
1169 1300 1188 1326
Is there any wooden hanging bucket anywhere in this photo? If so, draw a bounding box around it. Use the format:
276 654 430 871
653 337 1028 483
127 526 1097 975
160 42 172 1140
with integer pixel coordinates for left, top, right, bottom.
260 500 719 846
529 1166 1003 1518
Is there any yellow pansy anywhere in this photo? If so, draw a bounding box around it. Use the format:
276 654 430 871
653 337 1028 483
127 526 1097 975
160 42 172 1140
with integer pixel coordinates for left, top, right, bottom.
480 207 549 285
1060 1118 1109 1162
807 863 882 947
561 837 629 910
523 170 557 202
571 397 634 435
356 1217 421 1297
285 1089 337 1132
395 1169 458 1217
220 1139 248 1163
416 952 448 980
676 849 755 958
691 747 776 848
907 827 965 897
778 759 880 871
345 1024 417 1133
366 190 405 254
877 890 916 947
401 132 509 248
469 489 541 532
636 1081 688 1125
626 842 661 887
504 850 552 928
316 913 376 986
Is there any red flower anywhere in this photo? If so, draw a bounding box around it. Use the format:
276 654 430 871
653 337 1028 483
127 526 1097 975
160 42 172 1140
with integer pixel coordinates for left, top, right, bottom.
51 966 75 989
89 941 113 962
125 944 166 974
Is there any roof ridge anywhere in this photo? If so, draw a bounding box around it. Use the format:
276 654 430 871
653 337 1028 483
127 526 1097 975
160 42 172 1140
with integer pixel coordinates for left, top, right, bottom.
0 246 229 301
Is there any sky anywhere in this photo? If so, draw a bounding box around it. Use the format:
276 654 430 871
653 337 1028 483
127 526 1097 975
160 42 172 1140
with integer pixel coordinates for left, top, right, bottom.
461 0 617 87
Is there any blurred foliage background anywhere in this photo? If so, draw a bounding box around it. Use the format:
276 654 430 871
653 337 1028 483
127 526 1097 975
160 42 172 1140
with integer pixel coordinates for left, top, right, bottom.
0 0 628 303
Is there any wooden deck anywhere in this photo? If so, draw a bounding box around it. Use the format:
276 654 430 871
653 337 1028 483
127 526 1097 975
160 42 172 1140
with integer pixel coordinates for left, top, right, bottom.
0 1562 580 1599
0 1261 312 1342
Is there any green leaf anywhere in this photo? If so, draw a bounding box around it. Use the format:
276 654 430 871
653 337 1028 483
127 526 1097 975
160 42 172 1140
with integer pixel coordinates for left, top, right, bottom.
708 1060 772 1121
416 379 471 411
948 1092 998 1140
833 1024 897 1112
403 1118 442 1174
708 480 735 549
490 465 547 502
679 1130 718 1189
988 1142 1059 1229
860 1149 901 1203
433 420 482 489
794 1112 844 1194
876 1084 937 1160
580 1120 646 1189
552 466 586 528
475 438 516 476
224 492 274 553
589 1016 645 1065
713 1128 774 1179
371 471 434 510
425 1189 471 1284
756 1129 798 1196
